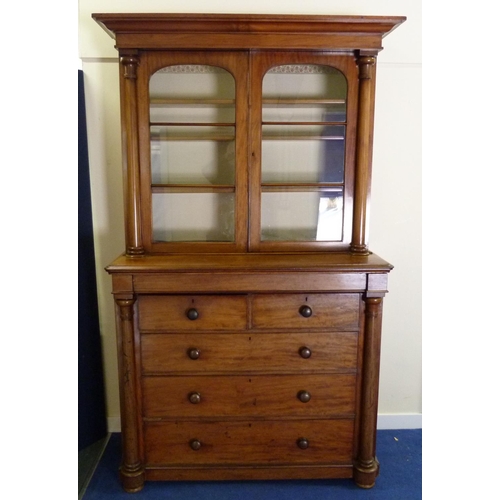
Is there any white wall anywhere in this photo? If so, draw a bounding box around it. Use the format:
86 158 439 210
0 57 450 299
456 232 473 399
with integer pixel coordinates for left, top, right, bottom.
79 0 422 430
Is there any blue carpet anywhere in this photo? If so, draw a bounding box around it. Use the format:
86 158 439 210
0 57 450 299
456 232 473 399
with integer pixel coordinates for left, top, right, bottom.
83 429 421 499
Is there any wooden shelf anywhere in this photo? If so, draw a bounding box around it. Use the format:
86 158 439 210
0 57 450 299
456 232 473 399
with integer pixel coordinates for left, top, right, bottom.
262 98 345 105
261 183 343 192
150 98 235 105
263 134 344 141
152 184 235 193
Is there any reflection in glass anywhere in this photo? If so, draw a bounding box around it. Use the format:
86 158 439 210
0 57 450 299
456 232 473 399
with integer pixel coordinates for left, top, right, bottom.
152 192 235 242
261 190 343 241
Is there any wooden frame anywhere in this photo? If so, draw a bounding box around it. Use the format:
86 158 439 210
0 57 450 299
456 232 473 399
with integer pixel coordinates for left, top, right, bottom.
94 12 405 493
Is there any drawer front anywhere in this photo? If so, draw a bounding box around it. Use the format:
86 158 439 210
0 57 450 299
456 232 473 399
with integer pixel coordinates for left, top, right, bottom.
138 295 247 331
141 332 358 373
144 419 354 465
143 374 356 418
251 294 359 330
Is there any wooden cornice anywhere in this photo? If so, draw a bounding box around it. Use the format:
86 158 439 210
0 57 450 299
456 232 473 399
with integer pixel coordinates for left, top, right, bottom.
92 13 406 52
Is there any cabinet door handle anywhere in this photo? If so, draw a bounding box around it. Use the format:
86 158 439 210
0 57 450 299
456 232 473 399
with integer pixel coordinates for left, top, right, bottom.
299 346 312 358
187 348 201 360
297 390 311 403
189 439 202 451
188 392 201 404
299 305 313 318
186 308 199 320
297 437 309 449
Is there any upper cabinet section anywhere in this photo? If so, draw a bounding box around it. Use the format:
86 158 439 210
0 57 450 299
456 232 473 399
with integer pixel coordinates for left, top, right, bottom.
93 14 405 256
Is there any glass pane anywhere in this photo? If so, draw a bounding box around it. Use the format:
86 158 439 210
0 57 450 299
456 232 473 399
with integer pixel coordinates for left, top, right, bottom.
150 65 235 123
152 192 235 242
149 65 236 185
261 189 343 242
151 128 235 185
150 102 235 124
261 65 346 186
262 65 347 122
262 125 345 183
263 103 345 123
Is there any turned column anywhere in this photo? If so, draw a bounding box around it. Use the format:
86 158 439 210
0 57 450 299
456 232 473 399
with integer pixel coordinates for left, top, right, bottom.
354 295 384 488
351 53 377 255
115 296 144 492
119 52 144 256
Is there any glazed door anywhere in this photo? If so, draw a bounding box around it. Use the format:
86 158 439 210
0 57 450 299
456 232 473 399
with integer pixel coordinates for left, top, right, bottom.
249 52 359 252
138 51 249 253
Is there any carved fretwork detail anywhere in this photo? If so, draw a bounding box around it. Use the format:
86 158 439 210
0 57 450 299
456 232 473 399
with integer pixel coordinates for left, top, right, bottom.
120 55 139 79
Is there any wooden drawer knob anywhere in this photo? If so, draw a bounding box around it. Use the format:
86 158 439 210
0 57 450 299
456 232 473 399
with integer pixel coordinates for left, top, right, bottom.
189 439 202 451
299 346 312 358
299 305 313 318
188 392 201 404
297 438 309 449
186 308 199 320
187 348 201 360
297 390 311 403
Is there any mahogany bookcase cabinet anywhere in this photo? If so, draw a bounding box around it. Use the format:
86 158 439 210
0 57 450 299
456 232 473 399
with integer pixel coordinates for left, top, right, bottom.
92 13 406 492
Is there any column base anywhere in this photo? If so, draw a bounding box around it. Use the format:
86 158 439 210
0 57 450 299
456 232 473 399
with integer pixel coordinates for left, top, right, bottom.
120 464 145 493
353 457 380 489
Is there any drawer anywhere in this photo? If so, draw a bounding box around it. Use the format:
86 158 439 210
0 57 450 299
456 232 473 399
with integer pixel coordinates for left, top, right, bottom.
144 419 354 465
251 293 359 330
142 374 356 418
141 332 358 373
138 295 247 331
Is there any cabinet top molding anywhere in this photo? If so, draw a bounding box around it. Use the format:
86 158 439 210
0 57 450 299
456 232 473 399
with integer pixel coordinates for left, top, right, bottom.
92 13 406 51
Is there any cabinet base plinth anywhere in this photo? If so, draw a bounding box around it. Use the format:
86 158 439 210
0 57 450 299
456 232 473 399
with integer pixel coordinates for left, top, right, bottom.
353 458 380 489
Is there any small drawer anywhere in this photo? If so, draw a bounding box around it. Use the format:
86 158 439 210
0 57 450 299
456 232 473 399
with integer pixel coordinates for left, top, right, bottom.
142 374 356 418
138 295 247 331
251 293 359 330
141 332 358 373
144 419 354 466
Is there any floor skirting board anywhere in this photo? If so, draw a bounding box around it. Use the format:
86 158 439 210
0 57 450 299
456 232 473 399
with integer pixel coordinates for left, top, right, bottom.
107 414 422 433
107 417 120 433
377 414 422 429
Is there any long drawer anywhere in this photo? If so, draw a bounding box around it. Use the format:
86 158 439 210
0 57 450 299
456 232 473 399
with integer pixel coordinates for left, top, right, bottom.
138 295 247 331
141 332 358 373
251 293 359 330
142 374 356 418
144 419 354 465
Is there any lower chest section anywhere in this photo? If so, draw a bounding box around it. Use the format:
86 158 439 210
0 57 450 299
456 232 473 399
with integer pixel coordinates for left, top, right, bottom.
134 291 364 470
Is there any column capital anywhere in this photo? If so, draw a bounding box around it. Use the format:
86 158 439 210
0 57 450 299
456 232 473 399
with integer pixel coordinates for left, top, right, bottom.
120 54 139 79
357 55 377 80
